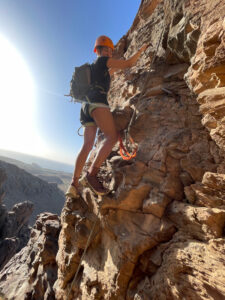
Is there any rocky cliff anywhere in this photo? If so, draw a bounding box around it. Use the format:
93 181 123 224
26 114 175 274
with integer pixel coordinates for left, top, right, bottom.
0 155 73 193
0 0 225 299
0 168 33 271
0 160 65 224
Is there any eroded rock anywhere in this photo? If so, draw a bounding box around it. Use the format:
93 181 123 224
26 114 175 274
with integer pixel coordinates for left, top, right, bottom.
0 168 33 271
0 213 60 300
52 0 225 299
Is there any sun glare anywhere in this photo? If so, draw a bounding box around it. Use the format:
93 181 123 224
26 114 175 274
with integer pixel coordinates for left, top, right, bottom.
0 34 47 156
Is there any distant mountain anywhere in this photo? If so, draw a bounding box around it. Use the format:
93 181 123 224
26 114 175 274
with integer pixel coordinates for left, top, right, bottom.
0 149 74 173
0 160 66 224
0 154 73 194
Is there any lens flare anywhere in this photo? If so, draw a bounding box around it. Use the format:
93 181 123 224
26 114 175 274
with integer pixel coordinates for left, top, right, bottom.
0 34 47 156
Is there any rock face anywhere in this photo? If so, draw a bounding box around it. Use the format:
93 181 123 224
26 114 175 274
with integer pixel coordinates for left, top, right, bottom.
0 212 60 300
1 0 225 299
0 168 33 271
0 160 65 224
53 0 225 299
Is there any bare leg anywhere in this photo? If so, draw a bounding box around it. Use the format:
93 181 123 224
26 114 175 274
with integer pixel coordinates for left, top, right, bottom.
72 125 97 188
88 107 118 175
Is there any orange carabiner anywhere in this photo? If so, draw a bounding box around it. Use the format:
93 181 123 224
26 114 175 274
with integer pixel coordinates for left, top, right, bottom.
118 135 137 161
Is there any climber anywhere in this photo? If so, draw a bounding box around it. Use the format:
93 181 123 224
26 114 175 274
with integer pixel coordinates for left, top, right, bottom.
66 35 147 198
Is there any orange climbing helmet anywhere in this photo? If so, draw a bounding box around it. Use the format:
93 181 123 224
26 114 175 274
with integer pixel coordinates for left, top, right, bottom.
93 35 114 53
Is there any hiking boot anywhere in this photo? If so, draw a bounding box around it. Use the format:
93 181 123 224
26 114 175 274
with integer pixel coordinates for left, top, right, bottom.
65 184 80 199
80 173 110 196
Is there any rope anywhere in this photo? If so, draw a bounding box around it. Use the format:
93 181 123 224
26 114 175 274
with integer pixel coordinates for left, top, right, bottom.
67 217 98 300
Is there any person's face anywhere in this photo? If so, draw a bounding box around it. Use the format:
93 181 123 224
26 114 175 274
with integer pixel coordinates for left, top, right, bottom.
98 46 113 57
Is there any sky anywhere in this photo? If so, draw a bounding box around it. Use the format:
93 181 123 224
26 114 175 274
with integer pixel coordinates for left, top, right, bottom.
0 0 141 166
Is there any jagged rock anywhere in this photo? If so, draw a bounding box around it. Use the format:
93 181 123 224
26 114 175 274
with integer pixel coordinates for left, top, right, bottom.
54 192 176 300
2 201 33 238
202 172 225 190
0 204 7 235
168 201 225 240
0 169 33 271
167 15 200 63
143 188 171 218
132 233 225 300
0 238 20 270
185 172 225 208
52 0 225 299
0 160 65 224
0 202 33 270
185 3 225 158
0 213 60 300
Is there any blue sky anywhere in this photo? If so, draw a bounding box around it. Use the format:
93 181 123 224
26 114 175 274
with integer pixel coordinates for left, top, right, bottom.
0 0 140 165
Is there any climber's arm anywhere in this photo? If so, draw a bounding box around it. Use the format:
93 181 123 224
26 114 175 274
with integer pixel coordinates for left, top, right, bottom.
107 44 147 70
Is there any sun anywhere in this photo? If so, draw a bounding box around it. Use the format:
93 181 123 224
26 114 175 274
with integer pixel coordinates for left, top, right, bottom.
0 34 47 156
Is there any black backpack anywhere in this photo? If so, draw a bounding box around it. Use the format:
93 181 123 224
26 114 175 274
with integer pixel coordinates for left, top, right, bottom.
69 63 92 103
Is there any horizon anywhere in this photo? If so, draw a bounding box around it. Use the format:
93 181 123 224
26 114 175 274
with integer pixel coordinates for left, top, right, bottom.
0 148 74 173
0 147 73 166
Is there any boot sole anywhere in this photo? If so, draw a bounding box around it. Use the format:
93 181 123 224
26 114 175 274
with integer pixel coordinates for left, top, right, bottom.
80 176 110 196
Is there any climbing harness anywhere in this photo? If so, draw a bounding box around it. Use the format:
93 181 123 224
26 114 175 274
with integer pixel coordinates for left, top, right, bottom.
119 106 138 161
67 217 99 299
